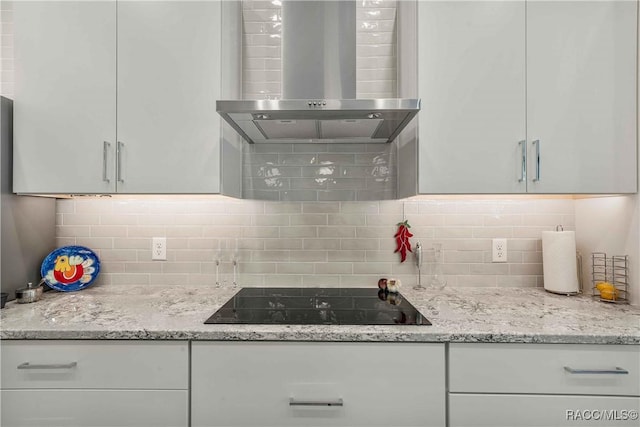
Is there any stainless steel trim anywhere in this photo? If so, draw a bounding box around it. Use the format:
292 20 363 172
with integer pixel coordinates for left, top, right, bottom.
532 139 540 182
289 398 344 407
564 366 629 375
18 362 78 370
282 0 355 99
216 99 420 144
518 140 527 182
103 141 111 182
116 141 124 183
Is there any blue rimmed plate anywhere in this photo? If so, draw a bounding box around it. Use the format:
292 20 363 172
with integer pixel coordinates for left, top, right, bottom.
41 246 101 292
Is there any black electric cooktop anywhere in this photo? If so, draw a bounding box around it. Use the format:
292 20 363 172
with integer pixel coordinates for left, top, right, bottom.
204 287 431 326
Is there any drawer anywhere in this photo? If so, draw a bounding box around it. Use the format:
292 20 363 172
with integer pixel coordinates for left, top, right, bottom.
449 393 640 427
1 389 188 427
449 343 640 396
0 340 188 389
191 342 446 427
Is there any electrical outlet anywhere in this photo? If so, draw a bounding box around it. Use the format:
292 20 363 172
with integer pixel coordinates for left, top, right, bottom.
492 238 507 263
152 237 166 261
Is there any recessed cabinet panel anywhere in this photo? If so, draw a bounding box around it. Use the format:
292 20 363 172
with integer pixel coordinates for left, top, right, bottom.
13 1 117 194
418 1 526 194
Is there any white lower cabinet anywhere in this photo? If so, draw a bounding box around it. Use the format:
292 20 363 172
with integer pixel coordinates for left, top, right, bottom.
450 394 640 427
0 341 189 427
449 343 640 427
191 342 446 427
0 390 187 427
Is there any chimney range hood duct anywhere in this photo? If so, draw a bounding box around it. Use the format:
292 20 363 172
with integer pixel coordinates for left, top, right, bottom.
217 0 420 144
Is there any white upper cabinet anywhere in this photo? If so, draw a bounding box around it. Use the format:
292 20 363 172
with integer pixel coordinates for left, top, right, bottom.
418 0 637 194
418 1 526 194
116 1 221 193
13 1 222 194
13 1 117 194
526 0 637 194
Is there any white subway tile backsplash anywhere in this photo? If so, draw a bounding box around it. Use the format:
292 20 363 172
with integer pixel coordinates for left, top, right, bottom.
328 250 366 262
314 263 353 275
264 202 302 214
253 215 290 226
318 226 356 238
328 214 367 226
56 225 91 238
341 239 379 251
281 190 319 202
510 263 544 276
74 237 113 250
279 226 317 238
55 197 574 289
469 263 510 275
125 262 162 274
241 227 279 238
288 250 327 262
303 202 340 214
276 263 314 275
264 239 303 250
263 275 303 287
303 275 341 287
303 239 341 250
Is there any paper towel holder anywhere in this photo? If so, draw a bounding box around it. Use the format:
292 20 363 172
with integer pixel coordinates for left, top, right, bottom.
542 226 580 296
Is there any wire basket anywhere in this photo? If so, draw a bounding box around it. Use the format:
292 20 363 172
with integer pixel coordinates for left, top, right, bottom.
591 252 629 304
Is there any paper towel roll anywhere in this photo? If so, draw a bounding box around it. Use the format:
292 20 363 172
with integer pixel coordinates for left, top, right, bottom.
542 230 579 294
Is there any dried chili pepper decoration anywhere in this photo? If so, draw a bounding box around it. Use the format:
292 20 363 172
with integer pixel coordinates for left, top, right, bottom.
394 220 413 262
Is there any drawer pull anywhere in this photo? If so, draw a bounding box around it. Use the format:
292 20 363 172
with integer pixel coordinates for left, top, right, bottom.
289 398 344 407
17 362 78 370
564 366 628 375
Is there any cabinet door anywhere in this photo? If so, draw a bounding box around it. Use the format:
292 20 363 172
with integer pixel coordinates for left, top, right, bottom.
527 0 637 194
12 1 117 194
418 1 526 193
192 342 446 427
1 340 189 390
1 390 188 427
450 394 640 427
449 343 640 396
116 1 221 193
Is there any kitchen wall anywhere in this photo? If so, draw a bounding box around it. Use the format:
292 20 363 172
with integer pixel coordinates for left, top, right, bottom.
573 4 640 306
0 0 12 98
241 0 397 100
3 2 639 304
56 197 574 289
241 0 399 201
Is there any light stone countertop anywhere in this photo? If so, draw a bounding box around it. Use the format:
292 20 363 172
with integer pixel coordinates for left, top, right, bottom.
1 285 639 344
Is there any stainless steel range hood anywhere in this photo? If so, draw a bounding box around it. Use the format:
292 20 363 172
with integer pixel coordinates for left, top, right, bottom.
217 0 420 144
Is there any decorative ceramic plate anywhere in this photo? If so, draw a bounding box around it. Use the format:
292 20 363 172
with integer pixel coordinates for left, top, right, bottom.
41 246 101 292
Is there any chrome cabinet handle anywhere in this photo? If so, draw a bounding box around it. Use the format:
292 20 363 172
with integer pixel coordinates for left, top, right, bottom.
17 362 78 370
116 141 124 183
518 140 527 183
289 398 344 407
102 141 111 183
564 366 629 375
532 139 540 182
